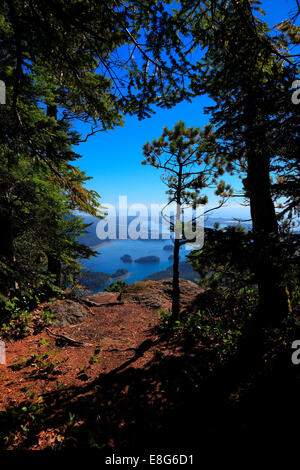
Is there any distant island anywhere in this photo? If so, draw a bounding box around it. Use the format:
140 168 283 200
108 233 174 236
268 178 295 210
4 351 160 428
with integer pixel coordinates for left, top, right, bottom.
111 268 129 278
79 269 129 291
143 261 199 283
168 254 175 261
120 254 133 263
135 256 160 264
163 244 173 251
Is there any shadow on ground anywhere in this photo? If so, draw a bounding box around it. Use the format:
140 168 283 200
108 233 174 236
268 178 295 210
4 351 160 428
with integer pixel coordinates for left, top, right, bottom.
0 334 298 454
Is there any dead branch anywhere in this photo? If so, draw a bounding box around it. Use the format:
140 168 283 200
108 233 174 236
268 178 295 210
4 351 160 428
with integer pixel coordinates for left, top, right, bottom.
83 298 124 307
46 328 90 347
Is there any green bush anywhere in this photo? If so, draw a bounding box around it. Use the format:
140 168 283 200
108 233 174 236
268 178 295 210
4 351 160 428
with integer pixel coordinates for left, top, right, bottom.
0 295 54 341
104 280 127 293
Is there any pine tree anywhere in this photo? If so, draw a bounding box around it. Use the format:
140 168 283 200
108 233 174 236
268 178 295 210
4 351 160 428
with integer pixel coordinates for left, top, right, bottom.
142 121 231 319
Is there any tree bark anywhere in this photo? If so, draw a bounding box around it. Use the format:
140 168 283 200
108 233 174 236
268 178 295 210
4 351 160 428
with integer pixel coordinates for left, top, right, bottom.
0 191 13 263
245 95 289 327
47 252 62 288
46 104 62 288
171 161 183 321
172 237 180 321
0 175 15 296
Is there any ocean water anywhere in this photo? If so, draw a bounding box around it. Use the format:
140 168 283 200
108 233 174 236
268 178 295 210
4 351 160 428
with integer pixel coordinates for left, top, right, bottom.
80 215 251 291
82 238 191 290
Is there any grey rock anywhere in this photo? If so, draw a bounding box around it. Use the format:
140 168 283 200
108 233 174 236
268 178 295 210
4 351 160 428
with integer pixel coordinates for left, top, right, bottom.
49 300 90 328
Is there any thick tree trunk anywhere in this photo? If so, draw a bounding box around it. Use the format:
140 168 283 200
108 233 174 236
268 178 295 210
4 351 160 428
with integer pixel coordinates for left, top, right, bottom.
244 89 289 327
247 150 289 326
0 182 15 295
46 104 62 289
0 199 13 262
47 252 62 288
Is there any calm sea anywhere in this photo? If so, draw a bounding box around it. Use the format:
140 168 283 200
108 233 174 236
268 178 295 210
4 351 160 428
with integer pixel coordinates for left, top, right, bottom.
82 238 191 290
80 215 250 291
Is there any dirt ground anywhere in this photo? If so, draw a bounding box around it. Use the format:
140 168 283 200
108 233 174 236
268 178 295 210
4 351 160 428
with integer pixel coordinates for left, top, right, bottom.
0 283 297 453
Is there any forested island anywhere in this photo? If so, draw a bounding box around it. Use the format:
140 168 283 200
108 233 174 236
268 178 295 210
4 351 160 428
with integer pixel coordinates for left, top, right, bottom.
120 254 133 263
143 261 198 282
79 269 129 291
134 256 160 263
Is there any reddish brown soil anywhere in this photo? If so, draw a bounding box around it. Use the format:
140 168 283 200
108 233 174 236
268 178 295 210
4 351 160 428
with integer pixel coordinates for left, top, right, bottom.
0 284 295 452
0 293 167 411
0 286 208 450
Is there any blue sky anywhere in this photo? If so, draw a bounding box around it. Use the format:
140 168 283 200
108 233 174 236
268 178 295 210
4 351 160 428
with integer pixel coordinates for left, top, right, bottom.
75 0 296 219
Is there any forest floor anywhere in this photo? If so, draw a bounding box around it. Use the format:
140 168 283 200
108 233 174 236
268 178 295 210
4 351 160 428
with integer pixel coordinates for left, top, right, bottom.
0 280 298 454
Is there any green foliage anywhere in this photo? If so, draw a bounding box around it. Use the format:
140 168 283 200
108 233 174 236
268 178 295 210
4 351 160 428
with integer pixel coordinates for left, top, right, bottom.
142 120 232 319
0 295 54 341
88 346 101 365
105 280 127 293
188 226 255 290
62 281 91 300
1 396 47 448
290 286 300 318
142 121 231 213
157 310 173 331
157 282 257 358
11 351 62 375
2 0 191 303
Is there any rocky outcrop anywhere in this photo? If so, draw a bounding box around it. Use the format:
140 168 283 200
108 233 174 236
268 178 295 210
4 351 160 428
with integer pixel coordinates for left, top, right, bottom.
47 278 202 330
120 278 202 311
49 299 90 328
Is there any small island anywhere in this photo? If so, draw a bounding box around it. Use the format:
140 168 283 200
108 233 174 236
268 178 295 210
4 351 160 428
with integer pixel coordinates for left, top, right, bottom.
120 254 133 263
168 254 174 261
143 261 199 282
135 256 160 264
79 268 129 291
163 244 174 251
111 268 129 278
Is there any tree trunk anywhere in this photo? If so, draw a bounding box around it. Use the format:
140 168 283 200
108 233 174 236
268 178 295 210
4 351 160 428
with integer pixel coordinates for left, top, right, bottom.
171 164 183 321
247 151 289 326
245 93 289 327
47 252 61 288
46 104 62 289
0 196 13 262
0 181 15 295
172 237 180 321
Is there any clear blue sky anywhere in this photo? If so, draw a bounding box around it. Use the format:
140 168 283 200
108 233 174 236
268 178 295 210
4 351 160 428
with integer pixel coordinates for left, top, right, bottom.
75 0 296 219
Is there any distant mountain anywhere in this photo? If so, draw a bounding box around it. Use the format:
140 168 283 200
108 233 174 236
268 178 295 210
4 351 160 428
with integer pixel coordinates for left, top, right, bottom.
78 214 167 247
205 216 252 230
77 212 252 248
78 216 101 247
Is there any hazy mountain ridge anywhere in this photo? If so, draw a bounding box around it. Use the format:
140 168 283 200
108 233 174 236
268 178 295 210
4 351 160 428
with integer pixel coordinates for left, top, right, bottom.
78 213 252 248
